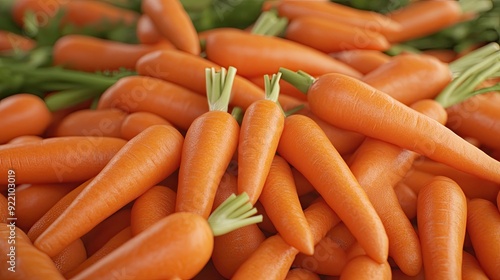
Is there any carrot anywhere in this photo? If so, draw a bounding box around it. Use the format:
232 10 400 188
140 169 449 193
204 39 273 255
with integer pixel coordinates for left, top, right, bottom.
141 0 200 55
6 135 43 145
43 99 93 138
291 166 315 197
462 250 490 280
281 69 500 185
417 176 467 280
276 114 388 263
330 50 391 75
135 14 162 44
391 269 425 280
130 185 176 236
12 0 139 28
0 224 65 280
0 194 8 224
340 255 391 280
52 238 87 275
204 27 362 78
34 124 183 257
0 30 35 52
64 227 132 279
52 34 174 72
14 183 77 232
466 198 500 279
284 16 390 53
135 49 304 111
0 94 52 144
259 155 314 254
0 136 126 184
422 49 458 63
97 75 208 131
254 201 277 234
192 260 226 280
53 108 127 138
210 170 266 279
385 0 463 44
175 67 240 219
70 193 262 280
276 0 402 36
120 111 172 140
393 182 418 220
360 53 452 105
238 73 285 205
285 268 321 280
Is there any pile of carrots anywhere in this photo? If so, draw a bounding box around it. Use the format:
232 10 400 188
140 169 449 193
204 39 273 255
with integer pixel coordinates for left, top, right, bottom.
1 0 500 279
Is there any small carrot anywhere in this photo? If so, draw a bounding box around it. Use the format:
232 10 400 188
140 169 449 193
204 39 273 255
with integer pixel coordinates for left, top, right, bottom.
130 185 176 236
34 124 184 257
417 176 467 280
340 255 391 280
277 114 389 264
0 30 35 52
135 14 162 44
281 69 500 185
238 73 285 205
204 27 362 78
53 108 127 138
0 94 52 144
285 268 321 280
97 75 208 131
330 50 391 75
70 193 262 280
141 0 200 55
6 135 43 145
462 250 490 280
52 34 174 72
466 198 500 279
0 136 126 184
52 238 87 275
120 111 172 140
0 224 65 280
175 67 239 219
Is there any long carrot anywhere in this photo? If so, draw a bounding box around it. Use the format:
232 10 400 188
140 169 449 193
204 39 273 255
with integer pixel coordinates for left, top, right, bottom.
135 14 162 44
141 0 200 55
330 49 391 75
175 67 240 219
97 75 208 131
259 155 314 255
238 73 285 205
52 34 174 72
0 224 65 280
51 238 87 275
281 69 500 184
34 124 183 257
0 136 126 184
462 250 490 280
70 193 262 280
53 108 127 138
204 27 362 78
466 198 500 279
339 255 391 280
0 94 52 144
277 113 388 264
0 30 35 52
417 176 467 279
120 111 172 140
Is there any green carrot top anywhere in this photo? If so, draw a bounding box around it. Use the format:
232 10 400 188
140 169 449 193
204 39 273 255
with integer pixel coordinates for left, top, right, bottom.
205 66 237 112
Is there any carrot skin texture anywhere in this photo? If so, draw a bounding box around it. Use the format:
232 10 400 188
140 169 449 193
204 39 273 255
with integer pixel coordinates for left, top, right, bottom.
285 268 321 280
34 125 183 257
52 238 87 275
417 176 467 280
0 94 52 144
204 28 362 78
277 114 388 264
0 136 126 184
0 225 65 280
330 50 391 75
306 73 500 184
340 255 391 280
238 99 284 205
176 111 239 219
53 108 127 138
462 250 490 280
71 212 213 280
120 111 172 140
466 198 500 279
141 0 200 55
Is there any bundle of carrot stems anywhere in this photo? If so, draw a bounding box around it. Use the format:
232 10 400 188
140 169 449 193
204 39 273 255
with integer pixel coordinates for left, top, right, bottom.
1 0 499 279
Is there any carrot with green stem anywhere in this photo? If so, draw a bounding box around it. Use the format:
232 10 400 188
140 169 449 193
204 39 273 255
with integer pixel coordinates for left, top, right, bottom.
276 113 389 264
71 193 262 280
34 124 184 257
175 66 240 219
238 72 285 205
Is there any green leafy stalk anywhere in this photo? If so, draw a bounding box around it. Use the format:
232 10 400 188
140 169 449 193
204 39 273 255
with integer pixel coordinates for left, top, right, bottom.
231 106 244 125
263 72 282 102
208 192 263 236
251 9 288 36
44 88 100 112
278 68 316 94
205 66 237 111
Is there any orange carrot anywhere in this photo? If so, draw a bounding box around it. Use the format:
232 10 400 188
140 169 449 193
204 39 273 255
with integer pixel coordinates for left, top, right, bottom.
0 136 126 184
130 185 176 236
0 94 52 144
330 50 391 75
120 111 172 140
466 198 500 279
34 125 183 257
0 30 35 52
6 135 43 145
0 224 65 280
97 75 208 131
52 238 87 275
462 250 490 280
277 114 388 263
285 268 321 280
417 176 467 279
393 182 418 220
141 0 200 55
175 67 240 219
0 194 8 224
238 73 285 204
135 14 162 44
291 166 315 196
340 255 391 280
53 108 127 138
